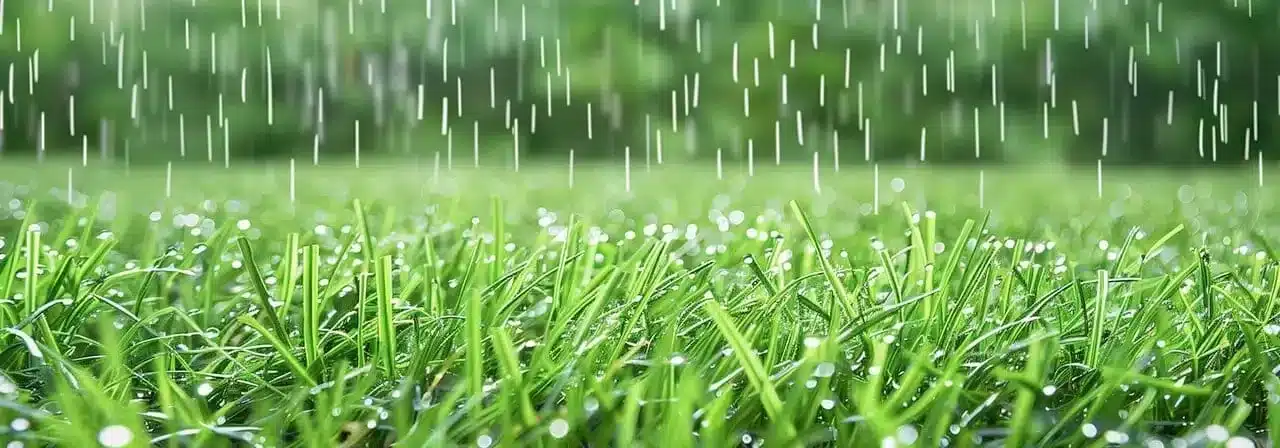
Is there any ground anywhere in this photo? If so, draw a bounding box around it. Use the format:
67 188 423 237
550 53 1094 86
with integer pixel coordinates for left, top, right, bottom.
0 160 1276 447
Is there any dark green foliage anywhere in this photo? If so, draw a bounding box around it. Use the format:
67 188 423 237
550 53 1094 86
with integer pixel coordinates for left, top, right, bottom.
1 0 1277 164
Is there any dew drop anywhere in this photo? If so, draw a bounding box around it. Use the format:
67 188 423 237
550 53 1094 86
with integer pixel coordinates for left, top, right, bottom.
1081 424 1098 438
1206 425 1229 442
1104 431 1129 444
896 425 919 445
813 362 836 378
549 419 570 439
1226 437 1256 448
98 425 134 448
10 418 30 431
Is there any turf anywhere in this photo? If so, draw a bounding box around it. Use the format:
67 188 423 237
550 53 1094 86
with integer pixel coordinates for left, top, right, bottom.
0 162 1278 447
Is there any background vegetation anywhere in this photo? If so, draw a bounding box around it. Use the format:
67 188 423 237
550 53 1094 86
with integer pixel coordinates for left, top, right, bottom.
0 0 1277 165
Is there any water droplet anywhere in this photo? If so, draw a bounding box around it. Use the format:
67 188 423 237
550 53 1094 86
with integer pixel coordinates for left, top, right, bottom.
549 419 570 439
476 434 494 448
196 383 213 397
1226 437 1256 448
813 362 836 378
98 425 134 447
1104 431 1129 444
1206 425 1229 442
1081 424 1098 438
896 425 919 445
10 418 30 431
1042 385 1057 396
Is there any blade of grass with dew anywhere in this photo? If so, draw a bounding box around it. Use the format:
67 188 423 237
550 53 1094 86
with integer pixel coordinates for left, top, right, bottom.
1107 227 1140 275
997 238 1026 319
277 232 300 313
420 232 443 315
352 198 376 263
931 218 976 326
1087 269 1109 368
660 370 701 447
461 241 487 404
489 325 537 429
300 244 322 369
23 225 63 363
1003 334 1055 447
603 240 671 363
701 299 795 438
489 196 506 284
790 200 856 327
236 237 290 343
901 203 928 297
939 239 998 349
1198 247 1216 323
356 267 369 368
236 315 317 387
374 254 398 378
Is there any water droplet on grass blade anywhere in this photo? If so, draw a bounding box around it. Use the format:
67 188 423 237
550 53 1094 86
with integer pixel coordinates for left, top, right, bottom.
1081 424 1098 438
549 419 569 438
813 362 835 377
98 425 134 447
896 426 919 445
1226 437 1256 448
1104 431 1129 444
1206 425 1229 442
10 418 30 431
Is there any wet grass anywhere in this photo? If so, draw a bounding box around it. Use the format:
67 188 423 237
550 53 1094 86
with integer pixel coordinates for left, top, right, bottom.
0 161 1278 447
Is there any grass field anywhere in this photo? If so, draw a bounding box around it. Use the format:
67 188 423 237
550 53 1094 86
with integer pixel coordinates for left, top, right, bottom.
0 161 1278 447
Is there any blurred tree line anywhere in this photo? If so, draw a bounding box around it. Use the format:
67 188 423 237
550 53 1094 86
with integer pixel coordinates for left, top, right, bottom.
0 0 1276 165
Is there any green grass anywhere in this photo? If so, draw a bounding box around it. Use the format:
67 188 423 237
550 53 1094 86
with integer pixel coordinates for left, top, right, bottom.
0 161 1278 447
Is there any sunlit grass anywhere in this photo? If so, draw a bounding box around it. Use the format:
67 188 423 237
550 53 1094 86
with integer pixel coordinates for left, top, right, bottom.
0 162 1277 447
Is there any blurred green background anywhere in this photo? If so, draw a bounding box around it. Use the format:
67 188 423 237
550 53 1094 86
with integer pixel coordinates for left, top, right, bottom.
0 0 1276 166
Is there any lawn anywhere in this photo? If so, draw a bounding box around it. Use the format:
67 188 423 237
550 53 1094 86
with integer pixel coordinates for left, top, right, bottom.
0 161 1277 447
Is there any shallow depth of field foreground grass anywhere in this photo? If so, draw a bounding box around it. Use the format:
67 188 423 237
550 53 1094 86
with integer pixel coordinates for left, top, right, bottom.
1 162 1279 447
